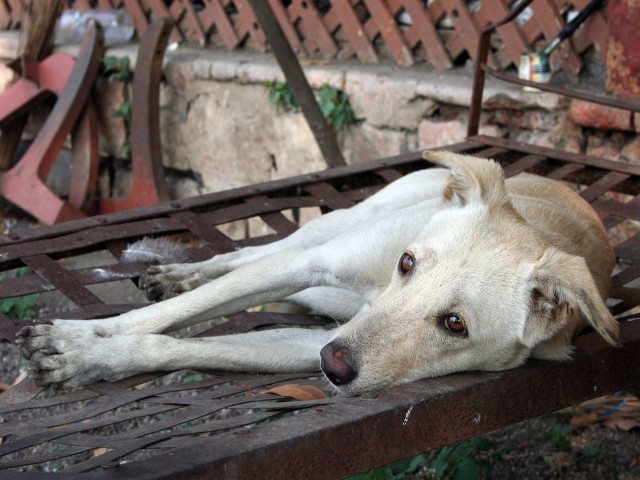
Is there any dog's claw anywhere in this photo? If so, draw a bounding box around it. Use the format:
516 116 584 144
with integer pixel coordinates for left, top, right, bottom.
139 264 207 302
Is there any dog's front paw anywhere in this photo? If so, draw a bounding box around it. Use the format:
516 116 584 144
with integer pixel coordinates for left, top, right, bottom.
15 324 105 389
139 264 207 301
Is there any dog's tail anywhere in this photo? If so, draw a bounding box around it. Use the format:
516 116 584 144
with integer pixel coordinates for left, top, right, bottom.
121 237 191 265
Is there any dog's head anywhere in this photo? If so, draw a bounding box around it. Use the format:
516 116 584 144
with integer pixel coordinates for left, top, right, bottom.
321 152 619 395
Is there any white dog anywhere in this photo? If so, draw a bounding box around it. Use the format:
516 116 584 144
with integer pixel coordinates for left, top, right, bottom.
16 151 619 395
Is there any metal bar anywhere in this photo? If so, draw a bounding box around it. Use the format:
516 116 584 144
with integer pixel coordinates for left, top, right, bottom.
21 255 103 307
469 135 640 177
75 322 640 479
484 66 640 112
247 0 347 168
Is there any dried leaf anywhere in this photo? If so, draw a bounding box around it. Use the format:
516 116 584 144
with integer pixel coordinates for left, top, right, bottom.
569 412 598 427
92 447 112 457
267 384 327 401
603 418 640 432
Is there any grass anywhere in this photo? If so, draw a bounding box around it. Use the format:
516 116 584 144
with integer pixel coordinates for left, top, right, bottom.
0 267 38 319
350 438 500 480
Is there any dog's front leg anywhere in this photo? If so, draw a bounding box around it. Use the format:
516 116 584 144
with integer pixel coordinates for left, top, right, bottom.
18 245 340 356
19 327 333 389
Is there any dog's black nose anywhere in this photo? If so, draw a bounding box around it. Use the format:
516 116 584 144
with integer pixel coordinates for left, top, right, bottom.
320 341 357 386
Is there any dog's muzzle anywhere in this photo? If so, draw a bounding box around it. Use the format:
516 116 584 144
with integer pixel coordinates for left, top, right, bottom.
320 341 357 386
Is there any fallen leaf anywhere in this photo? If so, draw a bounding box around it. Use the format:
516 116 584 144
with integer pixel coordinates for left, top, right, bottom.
569 412 598 427
0 382 11 392
11 370 27 387
570 393 640 432
92 448 112 457
267 384 327 401
603 417 640 432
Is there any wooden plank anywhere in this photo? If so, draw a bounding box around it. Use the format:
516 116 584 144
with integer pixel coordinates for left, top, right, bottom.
235 0 268 53
570 0 607 60
0 0 11 29
123 0 151 39
287 0 337 58
329 1 378 63
482 0 529 67
5 0 23 27
267 0 306 55
394 0 452 69
168 0 204 45
363 0 413 66
198 0 240 49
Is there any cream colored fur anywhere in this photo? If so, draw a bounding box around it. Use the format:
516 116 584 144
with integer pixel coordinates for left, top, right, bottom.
16 152 619 395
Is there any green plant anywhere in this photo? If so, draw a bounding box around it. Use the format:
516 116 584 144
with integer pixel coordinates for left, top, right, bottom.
349 454 425 480
265 80 299 112
428 438 495 480
545 423 572 452
0 268 38 319
315 83 355 130
581 445 605 464
265 81 355 130
101 55 134 157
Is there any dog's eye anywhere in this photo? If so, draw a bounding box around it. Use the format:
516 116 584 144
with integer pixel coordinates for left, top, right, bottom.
441 313 466 335
398 252 415 275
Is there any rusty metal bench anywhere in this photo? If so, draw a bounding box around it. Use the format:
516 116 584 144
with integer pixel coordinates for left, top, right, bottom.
1 3 640 479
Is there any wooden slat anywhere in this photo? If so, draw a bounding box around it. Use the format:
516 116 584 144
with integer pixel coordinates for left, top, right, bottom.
327 1 378 63
267 0 306 55
393 0 452 69
235 0 268 53
482 0 529 67
169 0 205 45
363 0 413 66
288 0 337 58
198 0 241 49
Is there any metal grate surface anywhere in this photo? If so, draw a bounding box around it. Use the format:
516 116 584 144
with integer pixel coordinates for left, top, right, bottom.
0 138 639 478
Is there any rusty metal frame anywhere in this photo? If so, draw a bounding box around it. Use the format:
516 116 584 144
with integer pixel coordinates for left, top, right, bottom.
0 137 639 477
0 23 104 224
0 4 639 479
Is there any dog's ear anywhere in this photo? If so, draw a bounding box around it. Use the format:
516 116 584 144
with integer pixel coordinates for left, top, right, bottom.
523 248 619 355
422 150 507 207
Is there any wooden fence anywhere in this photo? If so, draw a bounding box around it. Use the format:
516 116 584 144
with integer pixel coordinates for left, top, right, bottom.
0 1 608 74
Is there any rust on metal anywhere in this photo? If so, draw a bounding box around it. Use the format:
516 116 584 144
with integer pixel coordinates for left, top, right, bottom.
1 130 640 476
98 17 173 214
0 23 104 224
0 4 638 475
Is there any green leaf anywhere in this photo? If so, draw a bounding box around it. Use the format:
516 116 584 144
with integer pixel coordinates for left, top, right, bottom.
113 102 132 119
453 457 478 480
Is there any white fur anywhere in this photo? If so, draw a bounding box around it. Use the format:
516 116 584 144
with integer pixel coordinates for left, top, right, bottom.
16 152 619 395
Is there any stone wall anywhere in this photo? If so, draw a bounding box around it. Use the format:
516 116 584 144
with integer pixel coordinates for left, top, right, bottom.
151 47 568 199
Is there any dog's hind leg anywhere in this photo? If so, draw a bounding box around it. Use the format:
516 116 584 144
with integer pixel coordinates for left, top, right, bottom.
141 169 450 301
21 326 333 389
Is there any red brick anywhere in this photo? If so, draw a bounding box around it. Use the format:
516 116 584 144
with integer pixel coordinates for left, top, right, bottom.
568 99 633 131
